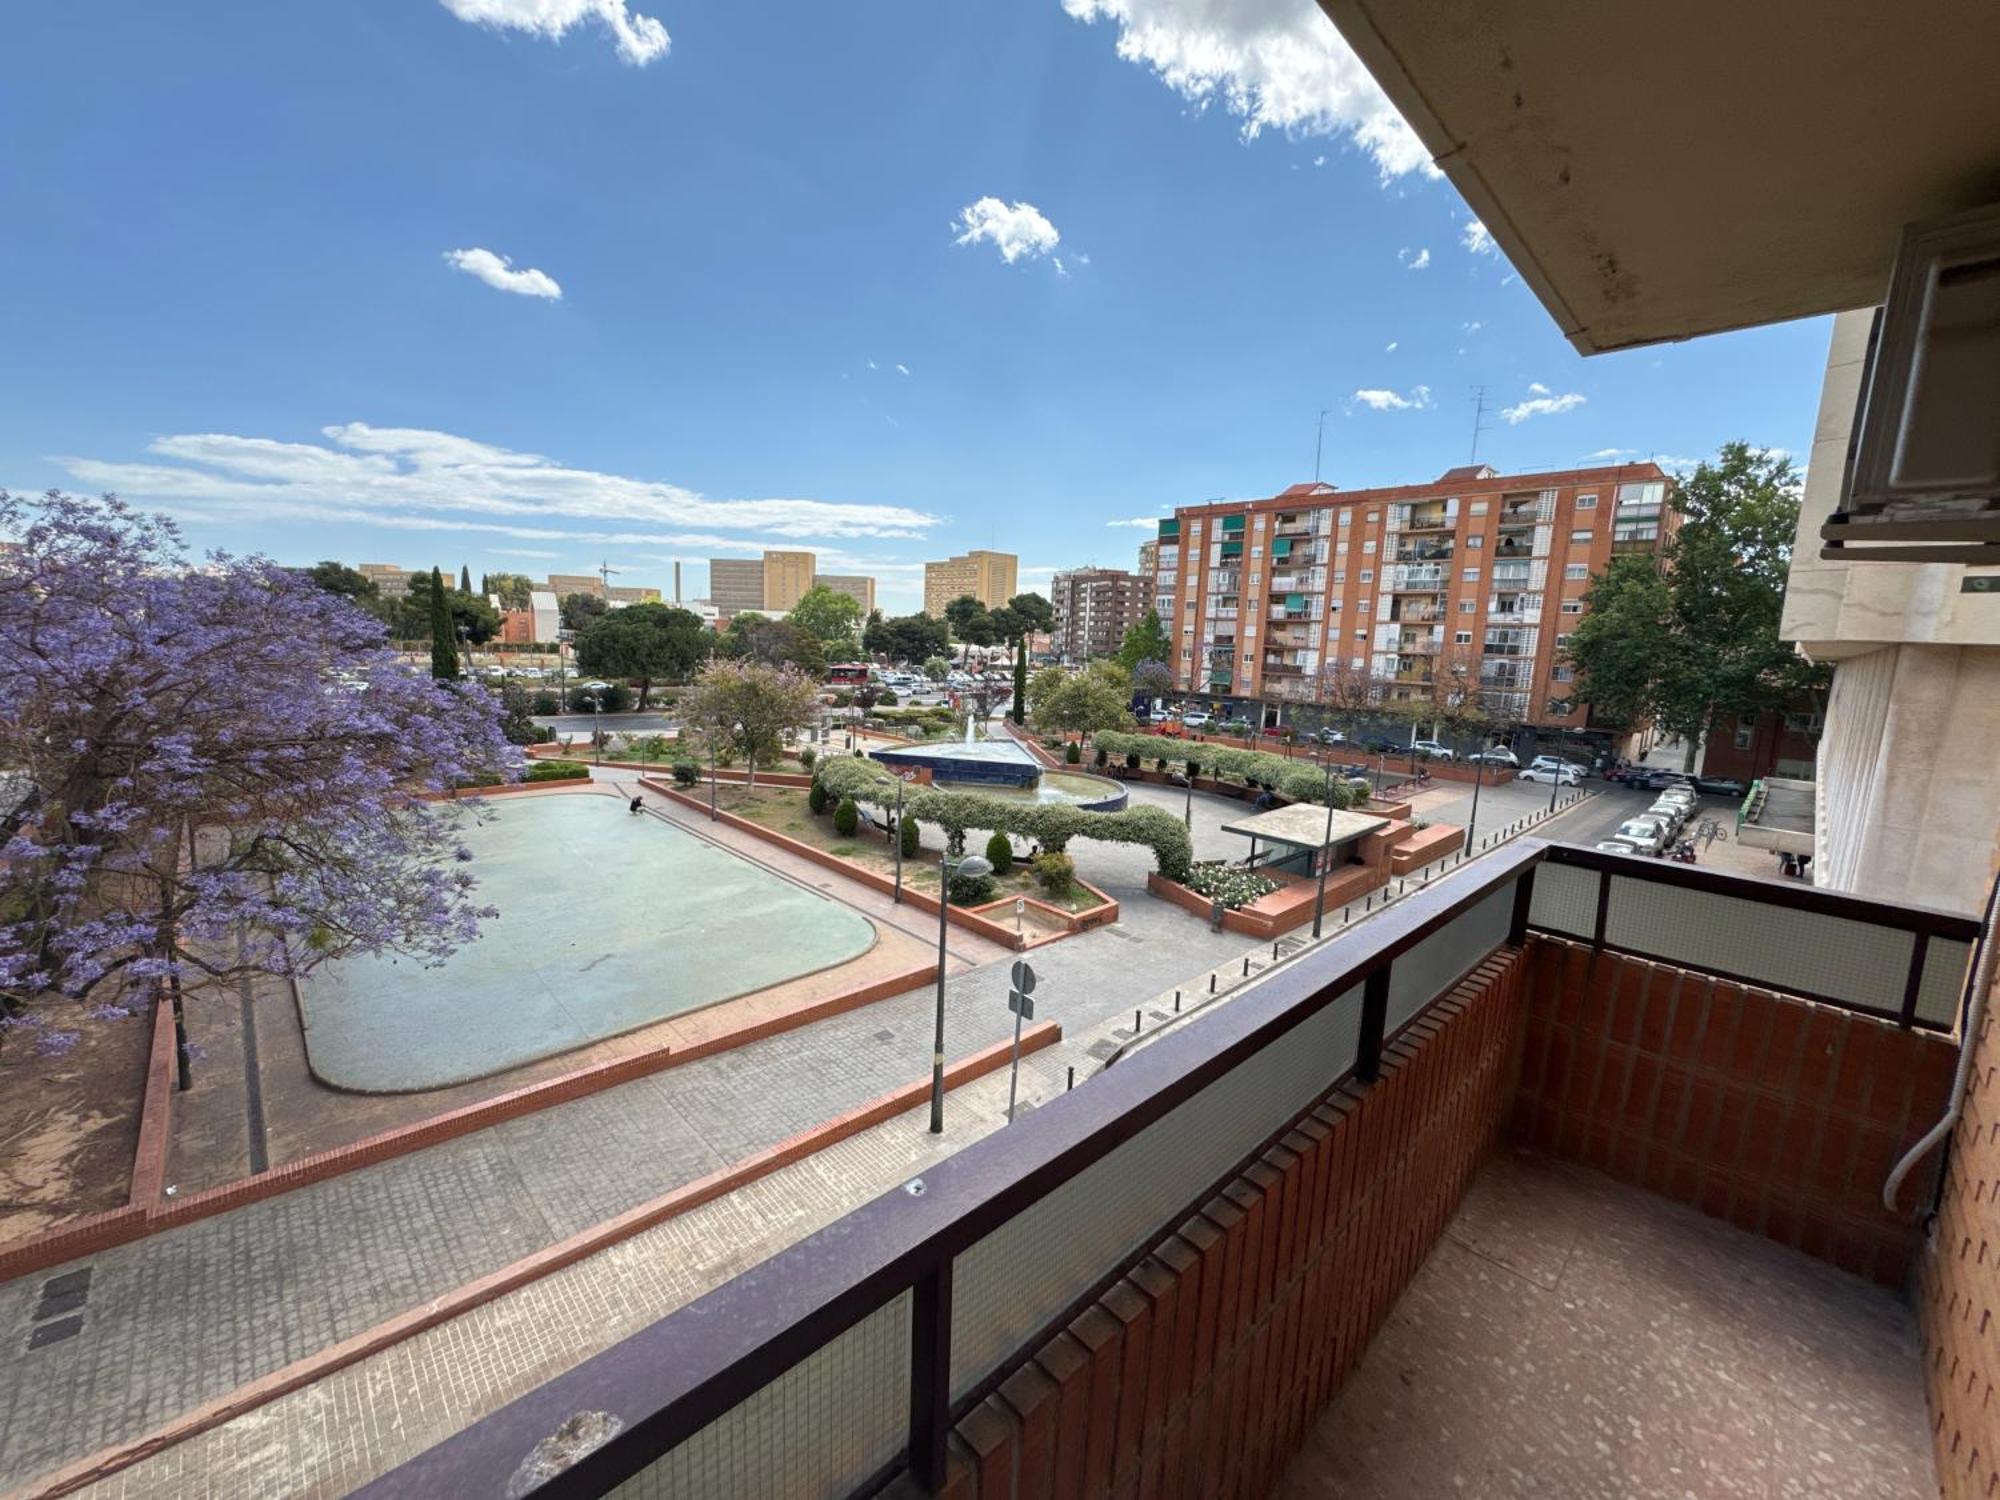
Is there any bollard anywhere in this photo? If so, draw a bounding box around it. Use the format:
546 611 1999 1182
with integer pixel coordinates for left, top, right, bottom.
1135 1008 1142 1035
1174 992 1181 1013
1066 1066 1074 1092
1272 940 1280 961
1343 905 1350 922
1209 972 1217 993
1241 955 1250 976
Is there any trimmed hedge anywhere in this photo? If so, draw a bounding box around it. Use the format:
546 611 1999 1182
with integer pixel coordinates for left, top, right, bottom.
671 760 700 787
1093 731 1368 809
985 829 1013 875
523 760 590 782
815 754 1193 880
834 797 859 836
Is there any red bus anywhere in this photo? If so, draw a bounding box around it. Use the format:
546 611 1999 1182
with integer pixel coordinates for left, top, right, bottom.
826 663 870 687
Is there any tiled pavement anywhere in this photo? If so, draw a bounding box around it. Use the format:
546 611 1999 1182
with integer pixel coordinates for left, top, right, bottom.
1276 1149 1936 1499
0 776 1261 1493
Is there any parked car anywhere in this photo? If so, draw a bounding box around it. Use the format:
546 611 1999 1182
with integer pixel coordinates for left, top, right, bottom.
1630 768 1694 791
1148 707 1173 724
1181 711 1212 730
1409 739 1456 760
1645 799 1690 832
1594 839 1643 855
1615 816 1671 855
1217 717 1254 734
1466 746 1519 766
1520 761 1582 786
1692 775 1748 797
1529 754 1589 777
1317 728 1348 745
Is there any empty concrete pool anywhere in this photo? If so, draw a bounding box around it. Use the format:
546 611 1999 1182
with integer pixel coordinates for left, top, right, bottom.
299 791 877 1091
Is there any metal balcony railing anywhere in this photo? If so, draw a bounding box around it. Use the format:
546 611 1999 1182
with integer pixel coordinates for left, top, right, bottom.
357 845 1977 1499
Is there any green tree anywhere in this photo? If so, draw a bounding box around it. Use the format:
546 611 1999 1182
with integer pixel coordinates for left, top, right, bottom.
723 615 826 676
1006 592 1055 634
867 612 950 663
574 602 711 708
485 572 535 610
1031 661 1136 736
400 570 499 645
681 658 820 788
942 594 987 637
459 564 472 594
427 566 459 680
304 561 378 604
559 591 609 634
786 585 864 648
923 656 949 681
1115 608 1172 671
985 604 1026 643
1568 443 1826 767
1011 635 1027 725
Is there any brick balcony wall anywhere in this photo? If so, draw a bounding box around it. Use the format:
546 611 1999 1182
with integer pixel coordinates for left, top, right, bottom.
1920 969 1998 1500
926 946 1530 1500
1511 938 1957 1287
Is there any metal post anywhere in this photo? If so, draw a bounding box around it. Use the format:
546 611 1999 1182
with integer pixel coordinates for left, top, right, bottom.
893 776 904 903
929 850 951 1133
709 736 718 820
1312 761 1337 938
907 1264 953 1489
1007 1005 1026 1121
1548 724 1565 814
593 701 601 766
1466 748 1485 846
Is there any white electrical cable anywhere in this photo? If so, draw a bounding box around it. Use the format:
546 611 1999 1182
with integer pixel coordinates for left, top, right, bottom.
1883 870 2000 1215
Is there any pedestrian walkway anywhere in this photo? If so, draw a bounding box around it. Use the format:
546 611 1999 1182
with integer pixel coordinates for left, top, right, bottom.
0 778 1252 1494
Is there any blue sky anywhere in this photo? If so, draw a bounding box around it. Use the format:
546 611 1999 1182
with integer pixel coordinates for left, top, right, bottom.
0 0 1834 615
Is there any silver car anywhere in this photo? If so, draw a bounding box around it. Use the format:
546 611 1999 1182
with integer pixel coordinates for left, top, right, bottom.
1615 816 1670 855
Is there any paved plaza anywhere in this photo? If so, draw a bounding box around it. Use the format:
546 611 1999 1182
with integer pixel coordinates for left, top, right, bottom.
301 792 875 1090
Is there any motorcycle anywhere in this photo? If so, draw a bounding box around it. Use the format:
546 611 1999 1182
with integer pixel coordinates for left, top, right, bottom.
1669 839 1698 864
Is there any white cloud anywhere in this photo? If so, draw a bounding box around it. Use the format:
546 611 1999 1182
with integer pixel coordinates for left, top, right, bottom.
952 197 1062 264
1352 385 1432 412
58 423 939 542
1106 516 1160 528
445 247 562 300
1462 218 1495 256
1462 320 1483 334
895 363 911 376
488 547 562 559
1061 0 1434 181
438 0 669 66
1501 391 1586 423
1384 340 1398 352
1582 447 1634 460
1528 381 1550 396
1398 246 1430 271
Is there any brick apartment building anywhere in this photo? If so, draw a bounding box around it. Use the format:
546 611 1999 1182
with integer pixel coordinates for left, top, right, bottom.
1050 566 1146 663
1148 461 1674 738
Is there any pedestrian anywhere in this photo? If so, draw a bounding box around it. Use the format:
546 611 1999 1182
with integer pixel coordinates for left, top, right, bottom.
628 794 644 815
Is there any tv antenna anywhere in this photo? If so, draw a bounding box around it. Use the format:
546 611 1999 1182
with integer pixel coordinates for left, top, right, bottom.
1314 408 1330 483
1467 386 1492 463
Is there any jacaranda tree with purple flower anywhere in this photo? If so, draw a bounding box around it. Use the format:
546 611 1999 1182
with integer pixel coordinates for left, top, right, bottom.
0 490 521 1078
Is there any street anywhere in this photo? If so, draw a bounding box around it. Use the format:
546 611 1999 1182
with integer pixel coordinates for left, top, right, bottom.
532 710 680 736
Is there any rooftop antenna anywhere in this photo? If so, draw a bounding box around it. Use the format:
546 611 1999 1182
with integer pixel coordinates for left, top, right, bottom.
597 559 621 594
1314 408 1330 484
1467 386 1492 463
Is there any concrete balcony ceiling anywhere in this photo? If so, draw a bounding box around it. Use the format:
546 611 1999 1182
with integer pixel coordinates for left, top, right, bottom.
1315 0 2000 350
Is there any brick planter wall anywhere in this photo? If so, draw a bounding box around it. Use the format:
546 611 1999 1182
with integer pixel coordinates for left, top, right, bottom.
1511 938 1957 1287
1389 823 1465 874
930 948 1529 1499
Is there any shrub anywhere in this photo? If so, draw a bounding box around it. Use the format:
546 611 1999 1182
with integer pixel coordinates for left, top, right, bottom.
834 797 859 836
808 781 831 815
1125 752 1141 770
948 872 997 905
1186 759 1200 781
797 746 816 771
1094 745 1108 768
670 760 699 786
1064 741 1081 764
1031 851 1075 897
1155 757 1168 772
530 690 561 715
877 689 898 706
598 683 634 713
523 760 590 783
636 734 671 761
984 830 1014 875
900 815 920 858
1181 861 1280 910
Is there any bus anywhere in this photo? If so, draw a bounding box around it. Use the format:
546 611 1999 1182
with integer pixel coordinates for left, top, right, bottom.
826 663 870 688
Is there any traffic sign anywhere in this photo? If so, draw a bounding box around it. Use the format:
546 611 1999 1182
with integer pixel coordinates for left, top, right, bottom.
1008 989 1035 1020
1010 960 1037 994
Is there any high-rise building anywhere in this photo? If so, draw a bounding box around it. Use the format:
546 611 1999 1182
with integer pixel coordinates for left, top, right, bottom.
1137 538 1159 578
546 573 605 600
357 563 416 598
708 558 765 617
606 585 661 605
923 550 1018 616
818 573 877 615
1148 462 1674 738
1051 567 1147 663
761 551 817 614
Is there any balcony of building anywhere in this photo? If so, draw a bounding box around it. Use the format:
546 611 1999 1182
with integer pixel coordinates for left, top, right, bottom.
1395 540 1456 564
1492 537 1536 560
1402 503 1456 532
1273 513 1315 539
1395 634 1439 654
1389 601 1438 624
358 844 1987 1500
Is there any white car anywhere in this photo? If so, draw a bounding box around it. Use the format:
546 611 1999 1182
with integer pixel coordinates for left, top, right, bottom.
1520 762 1582 786
1181 711 1212 730
1466 746 1519 766
1594 839 1643 855
1615 816 1670 855
1410 739 1456 760
1149 707 1173 724
1645 799 1689 832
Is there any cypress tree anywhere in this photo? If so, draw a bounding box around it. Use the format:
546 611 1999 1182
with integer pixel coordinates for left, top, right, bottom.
429 567 460 679
1011 634 1027 725
459 564 472 594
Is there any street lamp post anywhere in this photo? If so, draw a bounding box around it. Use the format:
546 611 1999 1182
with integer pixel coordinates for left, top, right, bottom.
709 729 719 819
893 776 905 902
592 698 602 766
1466 745 1486 846
1311 760 1338 939
1548 723 1567 814
929 850 993 1133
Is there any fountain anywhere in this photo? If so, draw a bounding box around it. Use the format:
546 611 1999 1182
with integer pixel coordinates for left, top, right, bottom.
866 713 1128 811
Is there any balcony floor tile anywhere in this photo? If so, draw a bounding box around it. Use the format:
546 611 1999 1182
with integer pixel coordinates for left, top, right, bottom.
1273 1149 1933 1499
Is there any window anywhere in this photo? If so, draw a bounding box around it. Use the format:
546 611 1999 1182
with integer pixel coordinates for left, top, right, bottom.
1338 511 1352 527
1363 539 1377 555
1335 541 1349 555
1354 629 1367 640
1576 493 1597 510
1469 501 1488 516
1357 598 1370 612
1244 624 1257 637
1571 529 1593 544
1466 534 1484 549
1459 599 1476 613
1784 711 1825 736
1350 656 1365 670
1734 712 1756 750
1551 665 1574 683
1555 633 1572 648
1462 568 1480 582
1564 563 1588 581
1561 600 1583 614
1248 571 1260 585
1359 569 1373 583
1250 545 1263 558
1327 599 1341 613
1455 630 1472 645
1243 653 1255 666
1331 569 1346 584
1366 511 1379 523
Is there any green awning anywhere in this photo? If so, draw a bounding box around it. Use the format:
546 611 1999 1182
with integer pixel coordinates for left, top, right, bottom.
1286 593 1306 610
1271 537 1293 557
1158 518 1180 538
1220 540 1243 557
1221 515 1245 532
